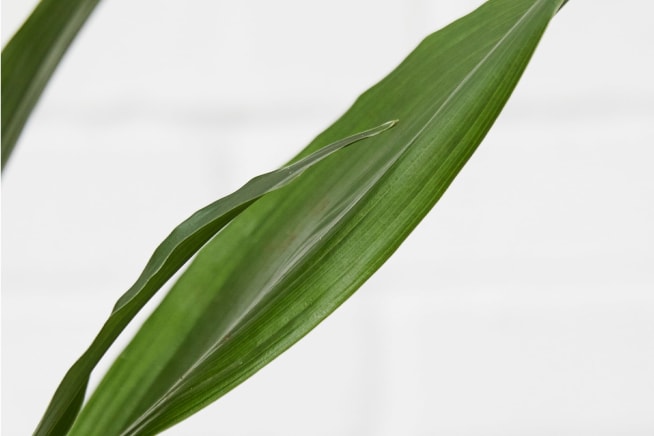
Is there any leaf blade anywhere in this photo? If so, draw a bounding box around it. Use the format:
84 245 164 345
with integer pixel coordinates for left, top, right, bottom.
69 0 566 434
1 0 102 171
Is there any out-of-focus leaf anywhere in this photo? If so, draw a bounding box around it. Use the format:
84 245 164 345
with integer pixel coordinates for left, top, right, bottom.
33 120 396 436
1 0 101 170
69 0 567 434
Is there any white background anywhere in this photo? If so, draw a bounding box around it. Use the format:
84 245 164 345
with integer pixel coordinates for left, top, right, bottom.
2 0 653 434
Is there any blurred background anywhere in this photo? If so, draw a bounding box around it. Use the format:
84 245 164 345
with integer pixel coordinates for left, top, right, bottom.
2 0 653 434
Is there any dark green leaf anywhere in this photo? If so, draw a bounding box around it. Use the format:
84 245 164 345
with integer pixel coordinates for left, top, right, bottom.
69 0 567 434
1 0 101 171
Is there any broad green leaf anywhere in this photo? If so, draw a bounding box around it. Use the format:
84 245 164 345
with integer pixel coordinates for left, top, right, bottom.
1 0 101 171
69 0 566 434
33 120 396 436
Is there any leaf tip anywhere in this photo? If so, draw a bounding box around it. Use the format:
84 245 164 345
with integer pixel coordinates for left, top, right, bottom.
384 119 400 129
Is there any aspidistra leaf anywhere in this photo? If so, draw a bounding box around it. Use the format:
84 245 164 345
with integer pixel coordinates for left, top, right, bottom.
69 0 567 434
1 0 102 171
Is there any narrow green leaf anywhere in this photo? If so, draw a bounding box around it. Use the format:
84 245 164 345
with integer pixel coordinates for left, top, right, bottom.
1 0 101 171
70 0 566 434
33 120 396 436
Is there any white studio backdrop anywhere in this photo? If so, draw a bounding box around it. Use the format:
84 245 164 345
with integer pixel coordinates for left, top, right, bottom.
2 0 653 435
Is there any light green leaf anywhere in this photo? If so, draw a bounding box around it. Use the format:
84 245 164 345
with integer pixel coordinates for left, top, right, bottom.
1 0 101 171
33 120 396 436
69 0 566 434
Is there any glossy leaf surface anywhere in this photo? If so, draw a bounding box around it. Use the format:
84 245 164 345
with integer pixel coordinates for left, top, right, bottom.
70 0 566 434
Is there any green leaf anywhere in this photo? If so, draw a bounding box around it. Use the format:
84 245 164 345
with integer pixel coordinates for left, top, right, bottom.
68 0 566 434
1 0 101 171
33 120 396 436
